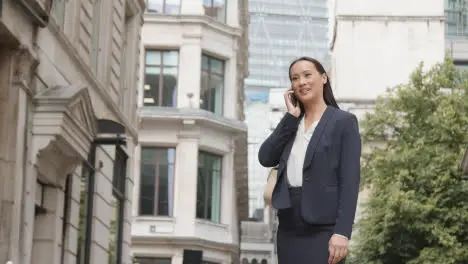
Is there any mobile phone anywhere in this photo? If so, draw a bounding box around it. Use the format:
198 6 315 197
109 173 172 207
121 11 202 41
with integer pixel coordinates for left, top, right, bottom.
289 93 298 107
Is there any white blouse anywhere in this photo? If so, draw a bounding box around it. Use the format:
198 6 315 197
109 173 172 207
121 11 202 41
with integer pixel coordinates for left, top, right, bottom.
287 117 319 187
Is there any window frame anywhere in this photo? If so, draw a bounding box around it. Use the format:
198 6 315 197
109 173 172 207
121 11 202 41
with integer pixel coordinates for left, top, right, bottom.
146 0 181 14
139 147 176 217
76 161 95 264
196 151 223 222
108 145 128 264
200 54 225 115
143 49 180 107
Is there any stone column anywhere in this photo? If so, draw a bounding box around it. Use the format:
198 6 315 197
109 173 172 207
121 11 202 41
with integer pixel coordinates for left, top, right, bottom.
220 140 235 243
226 0 240 27
173 120 199 236
177 33 202 108
0 46 36 264
0 47 18 264
223 53 238 119
180 0 204 15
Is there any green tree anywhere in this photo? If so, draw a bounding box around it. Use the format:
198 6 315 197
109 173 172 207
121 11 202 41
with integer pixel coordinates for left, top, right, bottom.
349 57 468 264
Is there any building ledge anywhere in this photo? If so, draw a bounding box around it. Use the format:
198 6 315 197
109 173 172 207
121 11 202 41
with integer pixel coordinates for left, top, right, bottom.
131 235 239 254
143 13 242 38
132 216 235 246
139 107 247 134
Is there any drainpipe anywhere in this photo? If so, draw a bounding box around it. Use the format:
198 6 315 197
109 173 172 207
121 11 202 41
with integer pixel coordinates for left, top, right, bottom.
17 0 49 27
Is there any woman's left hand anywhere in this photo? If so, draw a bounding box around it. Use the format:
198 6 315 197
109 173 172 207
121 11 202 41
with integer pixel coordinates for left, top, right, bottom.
328 234 349 264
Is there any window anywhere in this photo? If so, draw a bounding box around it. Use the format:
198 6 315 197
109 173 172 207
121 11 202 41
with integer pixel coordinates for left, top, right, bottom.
454 60 468 72
139 147 176 216
200 55 225 115
52 0 66 28
445 0 468 37
143 50 179 107
147 0 180 14
91 0 101 72
196 152 222 222
134 257 172 264
202 0 226 22
76 163 94 264
60 175 72 264
109 146 128 264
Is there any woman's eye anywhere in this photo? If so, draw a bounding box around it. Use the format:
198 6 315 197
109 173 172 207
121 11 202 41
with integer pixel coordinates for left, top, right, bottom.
305 73 312 77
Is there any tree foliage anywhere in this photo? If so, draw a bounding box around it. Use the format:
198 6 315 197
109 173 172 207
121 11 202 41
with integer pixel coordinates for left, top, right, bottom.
348 57 468 264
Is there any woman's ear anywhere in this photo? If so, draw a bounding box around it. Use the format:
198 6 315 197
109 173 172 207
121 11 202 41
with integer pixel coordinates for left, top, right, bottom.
322 74 328 85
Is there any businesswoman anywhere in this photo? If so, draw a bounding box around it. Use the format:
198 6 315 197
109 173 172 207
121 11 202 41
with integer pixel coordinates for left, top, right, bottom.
258 57 361 264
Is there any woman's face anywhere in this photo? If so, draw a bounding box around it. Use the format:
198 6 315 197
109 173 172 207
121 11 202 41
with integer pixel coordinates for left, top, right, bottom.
290 60 327 104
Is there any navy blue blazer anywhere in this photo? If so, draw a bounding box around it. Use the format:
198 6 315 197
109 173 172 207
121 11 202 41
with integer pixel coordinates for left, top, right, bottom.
258 106 361 239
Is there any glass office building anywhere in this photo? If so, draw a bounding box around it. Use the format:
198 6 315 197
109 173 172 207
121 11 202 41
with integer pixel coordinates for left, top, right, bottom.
245 0 330 97
245 0 330 217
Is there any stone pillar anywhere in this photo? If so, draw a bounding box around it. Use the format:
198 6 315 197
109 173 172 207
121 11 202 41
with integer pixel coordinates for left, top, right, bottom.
177 34 202 108
180 0 204 15
173 121 199 236
30 188 66 264
0 47 18 264
224 53 238 119
226 0 239 27
0 45 36 264
221 140 235 242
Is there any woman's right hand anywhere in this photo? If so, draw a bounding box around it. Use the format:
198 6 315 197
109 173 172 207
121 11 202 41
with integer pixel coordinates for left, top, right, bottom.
284 88 301 117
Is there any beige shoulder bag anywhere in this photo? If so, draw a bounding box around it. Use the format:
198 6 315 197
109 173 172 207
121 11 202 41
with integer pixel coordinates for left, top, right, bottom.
263 167 278 207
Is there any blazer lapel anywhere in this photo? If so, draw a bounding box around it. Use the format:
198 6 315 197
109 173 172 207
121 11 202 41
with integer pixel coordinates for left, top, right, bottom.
302 106 336 170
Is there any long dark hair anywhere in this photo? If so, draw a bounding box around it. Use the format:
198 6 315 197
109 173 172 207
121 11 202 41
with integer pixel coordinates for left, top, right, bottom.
288 56 340 109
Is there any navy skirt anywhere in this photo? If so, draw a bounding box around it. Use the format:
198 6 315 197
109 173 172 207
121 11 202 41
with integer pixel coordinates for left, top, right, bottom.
276 187 345 264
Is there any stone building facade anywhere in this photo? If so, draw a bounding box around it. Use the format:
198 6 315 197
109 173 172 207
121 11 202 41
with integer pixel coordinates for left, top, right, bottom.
0 0 145 263
130 1 249 264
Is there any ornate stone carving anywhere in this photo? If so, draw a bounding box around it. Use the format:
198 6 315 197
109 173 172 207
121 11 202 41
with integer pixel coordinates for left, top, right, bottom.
12 46 38 92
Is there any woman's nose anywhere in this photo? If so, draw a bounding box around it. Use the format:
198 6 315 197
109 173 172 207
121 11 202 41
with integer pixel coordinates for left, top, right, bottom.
299 77 307 85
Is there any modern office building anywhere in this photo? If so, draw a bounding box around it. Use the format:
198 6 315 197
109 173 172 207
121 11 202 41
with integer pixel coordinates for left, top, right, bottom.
245 0 331 218
130 1 249 263
445 0 468 68
0 0 145 264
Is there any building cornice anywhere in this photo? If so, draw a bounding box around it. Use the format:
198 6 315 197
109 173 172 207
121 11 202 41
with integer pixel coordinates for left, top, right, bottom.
132 236 239 254
335 15 445 22
143 14 243 38
139 107 247 135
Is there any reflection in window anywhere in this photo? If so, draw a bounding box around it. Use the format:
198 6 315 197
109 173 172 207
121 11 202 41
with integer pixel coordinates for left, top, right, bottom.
202 0 226 22
109 146 127 264
445 0 468 37
147 0 180 14
76 163 94 264
139 147 176 216
196 152 222 222
144 50 179 107
200 55 224 115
